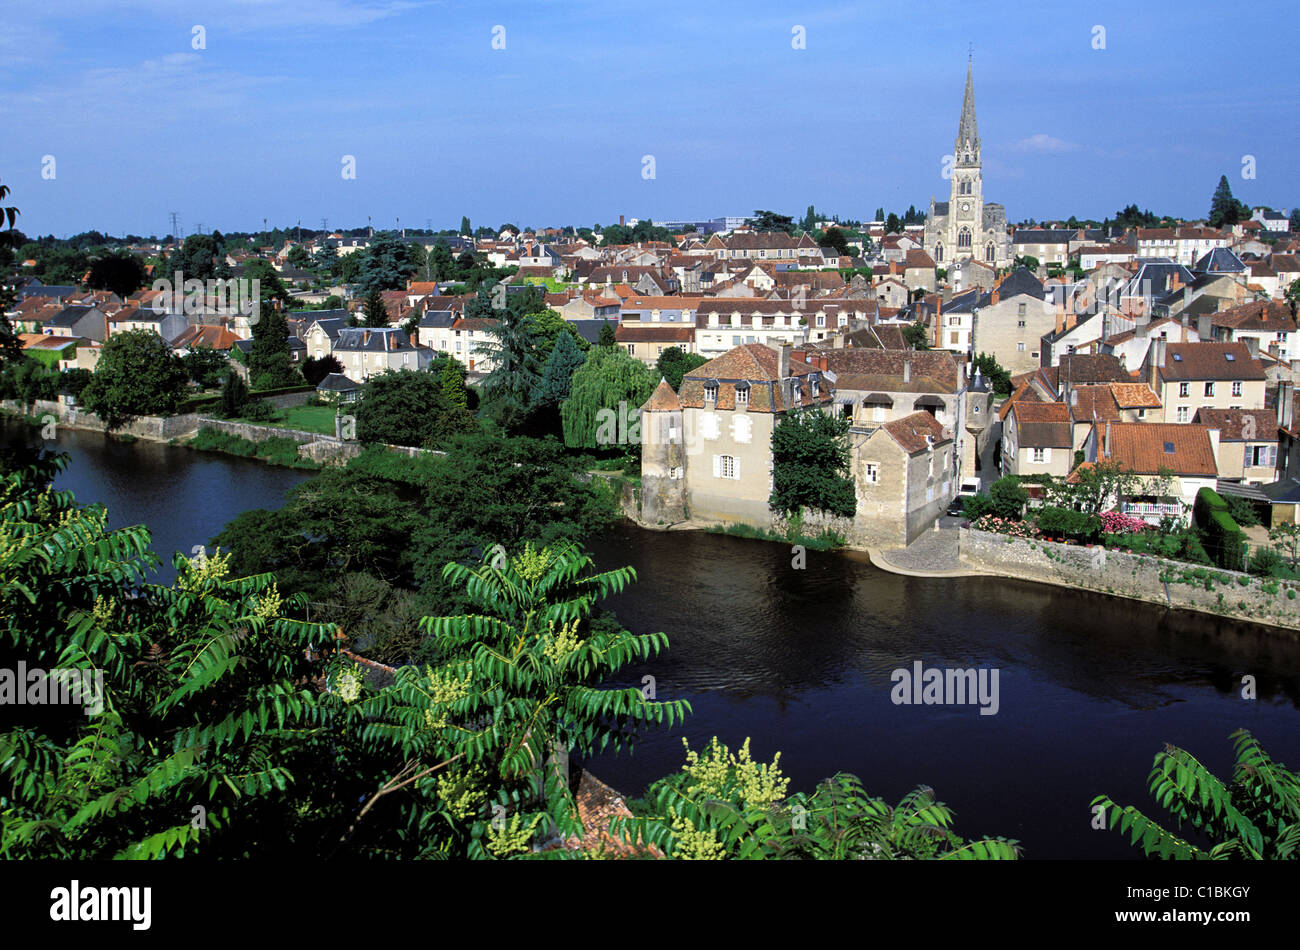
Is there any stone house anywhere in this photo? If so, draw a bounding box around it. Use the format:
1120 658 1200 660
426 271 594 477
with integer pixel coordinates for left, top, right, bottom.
1193 408 1279 485
1139 339 1267 423
1001 401 1073 477
853 412 954 547
1079 421 1220 522
331 326 433 380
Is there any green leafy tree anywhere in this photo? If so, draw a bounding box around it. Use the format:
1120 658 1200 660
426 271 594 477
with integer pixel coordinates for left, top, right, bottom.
615 737 1019 860
460 215 472 236
1209 175 1244 228
286 244 310 268
80 329 190 427
885 213 902 234
219 368 250 418
988 476 1028 520
302 354 344 387
597 321 617 348
181 346 229 388
86 252 147 299
352 232 421 295
439 356 471 416
475 290 544 428
560 346 656 450
747 210 795 234
769 410 856 519
241 258 292 310
362 288 388 326
1284 278 1300 320
1269 521 1300 569
1092 730 1300 860
902 321 930 350
972 353 1012 396
655 346 707 391
355 369 473 449
247 305 300 390
535 331 586 408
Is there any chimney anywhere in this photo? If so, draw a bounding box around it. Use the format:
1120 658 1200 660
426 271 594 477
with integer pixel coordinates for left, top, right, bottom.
779 343 791 378
619 215 625 227
819 354 828 372
1278 381 1295 430
1104 420 1111 457
1196 314 1212 340
1180 315 1188 342
1055 305 1064 336
903 358 911 384
991 284 1001 305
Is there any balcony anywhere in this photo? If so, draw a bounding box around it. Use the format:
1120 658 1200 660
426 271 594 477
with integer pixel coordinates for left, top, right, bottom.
1121 501 1183 522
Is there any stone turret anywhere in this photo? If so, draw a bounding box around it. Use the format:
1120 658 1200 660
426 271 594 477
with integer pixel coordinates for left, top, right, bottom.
639 378 689 524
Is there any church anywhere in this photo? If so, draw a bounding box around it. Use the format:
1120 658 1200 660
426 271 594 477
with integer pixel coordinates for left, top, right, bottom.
924 62 1013 270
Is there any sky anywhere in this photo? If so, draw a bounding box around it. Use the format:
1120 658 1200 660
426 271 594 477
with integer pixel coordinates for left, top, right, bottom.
2 0 1298 238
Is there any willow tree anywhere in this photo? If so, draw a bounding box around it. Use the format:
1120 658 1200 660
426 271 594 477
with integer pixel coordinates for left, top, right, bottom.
559 345 656 450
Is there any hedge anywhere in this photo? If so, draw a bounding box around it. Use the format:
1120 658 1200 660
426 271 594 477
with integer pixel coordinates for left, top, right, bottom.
1194 487 1246 570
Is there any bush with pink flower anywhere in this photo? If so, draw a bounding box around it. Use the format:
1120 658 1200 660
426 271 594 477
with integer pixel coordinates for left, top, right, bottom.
1099 510 1151 535
972 514 1040 539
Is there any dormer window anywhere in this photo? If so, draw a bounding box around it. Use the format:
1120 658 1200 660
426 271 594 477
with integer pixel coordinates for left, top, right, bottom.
736 384 749 405
704 381 719 403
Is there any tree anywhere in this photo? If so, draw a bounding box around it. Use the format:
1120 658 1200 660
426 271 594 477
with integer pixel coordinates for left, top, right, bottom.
528 307 589 363
534 331 586 409
242 258 292 310
1270 521 1300 569
769 410 856 519
820 226 850 256
286 244 310 268
354 369 473 449
1092 730 1300 859
182 345 229 388
655 346 707 391
801 204 818 232
988 476 1028 520
219 368 250 418
972 353 1012 396
1052 458 1137 516
312 243 338 279
1290 208 1300 232
615 737 1020 860
1 356 58 410
86 252 147 299
80 329 190 427
885 213 902 234
0 177 25 370
1284 278 1300 320
362 288 388 326
747 210 795 234
1209 175 1244 228
247 305 299 390
302 354 344 386
351 232 420 295
560 345 656 450
597 321 617 348
460 215 472 236
902 321 930 350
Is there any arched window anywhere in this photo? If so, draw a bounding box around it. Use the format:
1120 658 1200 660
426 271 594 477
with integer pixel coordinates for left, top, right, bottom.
986 243 995 262
958 228 972 249
935 244 943 262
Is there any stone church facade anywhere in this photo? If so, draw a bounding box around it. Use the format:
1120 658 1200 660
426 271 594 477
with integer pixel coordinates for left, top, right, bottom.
924 63 1013 270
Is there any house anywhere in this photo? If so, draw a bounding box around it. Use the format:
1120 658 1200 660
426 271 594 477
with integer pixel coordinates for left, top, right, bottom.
1011 229 1073 265
947 258 996 293
616 326 695 366
415 310 459 355
331 327 432 380
1139 339 1268 423
640 343 834 526
316 372 362 405
1001 401 1073 477
171 324 240 353
1078 421 1220 522
44 306 110 343
455 318 502 373
853 412 955 547
304 316 348 360
108 307 188 343
968 267 1055 376
1207 299 1297 362
1193 408 1278 485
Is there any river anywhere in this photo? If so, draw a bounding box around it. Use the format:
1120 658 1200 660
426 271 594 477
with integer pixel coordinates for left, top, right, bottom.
6 415 1299 859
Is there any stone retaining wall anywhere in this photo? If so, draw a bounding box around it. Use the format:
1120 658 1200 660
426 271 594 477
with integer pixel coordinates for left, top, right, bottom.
960 527 1300 634
194 416 322 444
4 400 200 440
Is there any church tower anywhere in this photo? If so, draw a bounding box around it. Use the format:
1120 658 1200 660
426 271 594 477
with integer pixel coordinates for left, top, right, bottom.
949 60 983 258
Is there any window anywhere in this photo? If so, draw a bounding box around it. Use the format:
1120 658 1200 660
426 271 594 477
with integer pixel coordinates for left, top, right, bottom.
1249 445 1277 467
1017 303 1027 317
1178 382 1189 398
1176 406 1191 423
1031 352 1039 359
816 314 825 327
873 405 887 422
716 455 738 479
1232 381 1242 397
668 466 683 480
863 462 879 483
704 383 718 402
1032 448 1046 463
735 386 749 405
950 332 960 344
1018 319 1026 328
811 378 820 397
701 413 719 440
1204 381 1215 397
1017 342 1026 351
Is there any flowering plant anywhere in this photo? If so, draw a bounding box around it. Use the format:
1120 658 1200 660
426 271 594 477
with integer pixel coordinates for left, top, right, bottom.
972 514 1039 539
1100 510 1151 535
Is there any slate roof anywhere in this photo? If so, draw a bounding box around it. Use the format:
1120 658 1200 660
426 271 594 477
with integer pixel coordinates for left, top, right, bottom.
316 372 361 392
615 326 694 343
1193 247 1246 273
333 327 419 352
1013 229 1075 245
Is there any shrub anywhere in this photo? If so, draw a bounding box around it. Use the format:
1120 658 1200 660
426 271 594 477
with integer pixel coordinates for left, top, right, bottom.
1035 506 1100 542
962 493 995 522
1224 493 1261 528
1194 487 1246 570
989 476 1028 520
1248 545 1284 577
241 399 280 423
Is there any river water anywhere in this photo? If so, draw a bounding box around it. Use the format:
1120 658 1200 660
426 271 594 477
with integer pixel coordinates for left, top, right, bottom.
6 416 1299 858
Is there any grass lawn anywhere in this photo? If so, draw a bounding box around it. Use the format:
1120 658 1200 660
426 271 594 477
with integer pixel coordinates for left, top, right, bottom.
240 404 338 436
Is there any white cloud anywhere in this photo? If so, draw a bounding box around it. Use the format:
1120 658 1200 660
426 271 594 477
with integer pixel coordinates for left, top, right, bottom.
1010 133 1081 153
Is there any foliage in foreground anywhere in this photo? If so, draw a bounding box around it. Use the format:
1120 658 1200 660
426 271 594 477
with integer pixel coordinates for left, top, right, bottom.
1092 730 1300 860
615 736 1021 860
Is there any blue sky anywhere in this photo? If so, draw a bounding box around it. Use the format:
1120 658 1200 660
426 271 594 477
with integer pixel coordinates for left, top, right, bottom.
2 0 1297 238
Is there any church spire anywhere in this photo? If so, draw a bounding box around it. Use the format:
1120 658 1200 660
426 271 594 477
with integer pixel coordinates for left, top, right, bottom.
957 59 979 152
